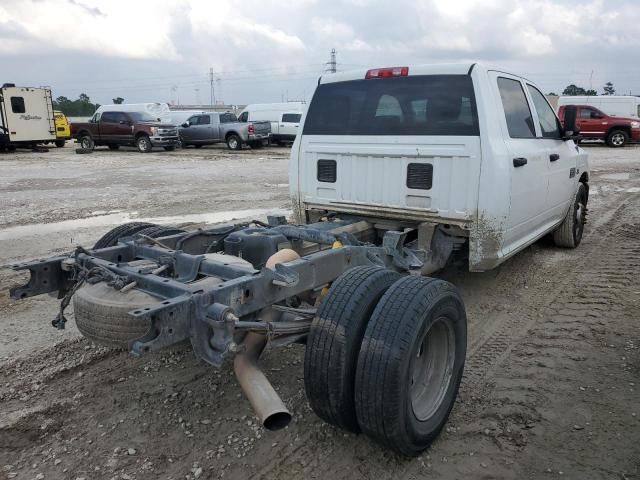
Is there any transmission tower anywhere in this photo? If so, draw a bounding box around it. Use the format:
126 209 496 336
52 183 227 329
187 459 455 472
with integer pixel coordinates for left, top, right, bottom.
326 48 337 73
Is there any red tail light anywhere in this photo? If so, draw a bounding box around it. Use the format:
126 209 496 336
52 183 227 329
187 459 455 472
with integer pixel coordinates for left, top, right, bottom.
365 66 409 79
248 124 255 134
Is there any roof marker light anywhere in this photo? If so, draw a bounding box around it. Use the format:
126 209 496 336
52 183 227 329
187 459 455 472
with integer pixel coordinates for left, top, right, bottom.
365 66 409 79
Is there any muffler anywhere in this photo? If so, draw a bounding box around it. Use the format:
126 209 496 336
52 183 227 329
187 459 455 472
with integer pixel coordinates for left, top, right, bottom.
233 332 292 431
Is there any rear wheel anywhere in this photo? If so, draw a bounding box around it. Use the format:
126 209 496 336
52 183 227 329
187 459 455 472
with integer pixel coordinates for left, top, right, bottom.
606 129 628 147
226 134 242 150
354 276 467 456
304 266 401 432
553 183 588 248
136 135 152 153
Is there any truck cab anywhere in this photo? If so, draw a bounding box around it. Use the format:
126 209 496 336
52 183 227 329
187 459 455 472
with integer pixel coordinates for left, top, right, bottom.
291 63 590 271
558 104 640 147
179 112 271 150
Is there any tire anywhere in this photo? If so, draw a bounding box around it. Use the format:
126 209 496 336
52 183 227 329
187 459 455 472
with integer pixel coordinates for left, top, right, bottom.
93 222 156 249
249 141 263 149
55 139 66 148
304 266 401 433
553 182 588 248
73 282 156 349
75 148 93 154
226 134 242 150
606 129 628 148
354 276 467 456
108 144 120 151
136 135 152 153
78 135 94 150
163 146 175 152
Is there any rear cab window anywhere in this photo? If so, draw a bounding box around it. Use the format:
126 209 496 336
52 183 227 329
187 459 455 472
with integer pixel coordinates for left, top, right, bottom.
303 75 479 136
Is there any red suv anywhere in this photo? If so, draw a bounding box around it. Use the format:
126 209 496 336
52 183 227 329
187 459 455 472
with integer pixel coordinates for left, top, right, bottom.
558 105 640 147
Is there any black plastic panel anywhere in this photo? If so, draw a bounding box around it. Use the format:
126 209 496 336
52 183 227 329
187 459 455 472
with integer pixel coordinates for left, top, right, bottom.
406 163 433 190
317 159 337 183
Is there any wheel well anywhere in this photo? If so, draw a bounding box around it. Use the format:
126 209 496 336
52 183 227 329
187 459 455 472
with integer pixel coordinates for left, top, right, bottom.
135 132 149 139
77 130 91 138
225 131 239 140
607 125 630 136
580 172 589 201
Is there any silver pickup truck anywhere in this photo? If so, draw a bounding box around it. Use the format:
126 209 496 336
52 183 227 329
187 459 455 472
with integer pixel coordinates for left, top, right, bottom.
179 112 271 150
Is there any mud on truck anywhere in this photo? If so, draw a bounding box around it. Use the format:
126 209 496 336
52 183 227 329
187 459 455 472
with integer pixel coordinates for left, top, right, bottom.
9 64 589 456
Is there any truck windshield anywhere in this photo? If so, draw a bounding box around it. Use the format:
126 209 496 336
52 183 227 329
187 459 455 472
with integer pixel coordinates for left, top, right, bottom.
128 112 160 122
303 75 479 136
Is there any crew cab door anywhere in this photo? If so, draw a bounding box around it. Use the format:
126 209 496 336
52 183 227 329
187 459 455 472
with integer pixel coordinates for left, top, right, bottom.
525 84 577 223
576 106 607 139
100 112 131 143
492 73 550 251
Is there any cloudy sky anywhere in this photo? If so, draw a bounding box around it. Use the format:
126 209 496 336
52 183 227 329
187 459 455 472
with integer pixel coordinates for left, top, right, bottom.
0 0 638 106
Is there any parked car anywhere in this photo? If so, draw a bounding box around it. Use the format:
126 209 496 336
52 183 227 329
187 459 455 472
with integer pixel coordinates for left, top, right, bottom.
179 111 270 150
53 110 70 147
239 102 306 144
558 104 640 147
71 111 179 153
557 95 640 119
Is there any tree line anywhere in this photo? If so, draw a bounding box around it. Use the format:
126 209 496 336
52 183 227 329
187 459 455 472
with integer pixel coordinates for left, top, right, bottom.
52 94 124 116
549 81 616 97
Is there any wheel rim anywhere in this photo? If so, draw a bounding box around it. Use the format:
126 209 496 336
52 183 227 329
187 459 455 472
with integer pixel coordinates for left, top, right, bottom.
138 138 148 150
410 317 456 421
81 138 91 149
611 133 624 146
229 137 238 149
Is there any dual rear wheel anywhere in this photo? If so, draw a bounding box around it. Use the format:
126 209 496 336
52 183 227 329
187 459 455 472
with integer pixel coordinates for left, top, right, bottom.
304 266 467 456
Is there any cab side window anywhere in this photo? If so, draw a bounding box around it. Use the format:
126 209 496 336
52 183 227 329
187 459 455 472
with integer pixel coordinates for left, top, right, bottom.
101 112 117 123
497 77 535 138
239 112 248 122
198 115 211 125
527 85 561 139
187 115 199 125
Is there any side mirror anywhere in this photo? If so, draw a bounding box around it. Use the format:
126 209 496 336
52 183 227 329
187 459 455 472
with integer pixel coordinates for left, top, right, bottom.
562 105 580 139
181 122 189 128
119 120 125 124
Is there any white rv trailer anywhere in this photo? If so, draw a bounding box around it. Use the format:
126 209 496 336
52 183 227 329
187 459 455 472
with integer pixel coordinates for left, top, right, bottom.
0 84 56 148
557 95 640 118
94 103 172 123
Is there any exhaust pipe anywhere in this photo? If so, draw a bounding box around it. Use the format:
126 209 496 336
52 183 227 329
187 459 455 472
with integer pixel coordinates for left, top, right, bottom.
233 332 292 431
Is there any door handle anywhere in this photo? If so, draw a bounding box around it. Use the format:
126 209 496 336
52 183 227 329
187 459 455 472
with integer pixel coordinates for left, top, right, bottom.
513 157 528 167
549 153 560 162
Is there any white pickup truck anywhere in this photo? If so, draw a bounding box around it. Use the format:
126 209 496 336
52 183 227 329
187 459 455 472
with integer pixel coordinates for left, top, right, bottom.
8 63 589 457
291 63 589 272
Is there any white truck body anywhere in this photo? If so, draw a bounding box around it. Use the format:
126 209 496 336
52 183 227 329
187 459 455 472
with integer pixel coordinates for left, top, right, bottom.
95 103 172 124
290 63 589 271
239 102 306 143
0 85 56 144
557 95 640 119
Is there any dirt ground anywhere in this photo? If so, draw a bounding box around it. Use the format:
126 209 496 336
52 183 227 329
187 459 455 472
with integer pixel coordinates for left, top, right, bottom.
0 142 638 480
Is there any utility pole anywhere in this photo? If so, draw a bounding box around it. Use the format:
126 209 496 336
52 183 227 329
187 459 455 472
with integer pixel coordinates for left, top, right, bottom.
326 48 337 73
589 70 594 91
209 67 216 106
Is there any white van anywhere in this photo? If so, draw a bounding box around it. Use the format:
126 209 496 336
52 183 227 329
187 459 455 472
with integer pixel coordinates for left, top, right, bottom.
557 95 640 118
95 103 172 124
239 102 306 144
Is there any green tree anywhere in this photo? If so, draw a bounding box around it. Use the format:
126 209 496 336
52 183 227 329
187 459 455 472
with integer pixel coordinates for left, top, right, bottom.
603 82 615 95
112 97 124 104
52 93 99 116
585 89 597 96
562 84 586 95
547 92 558 96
